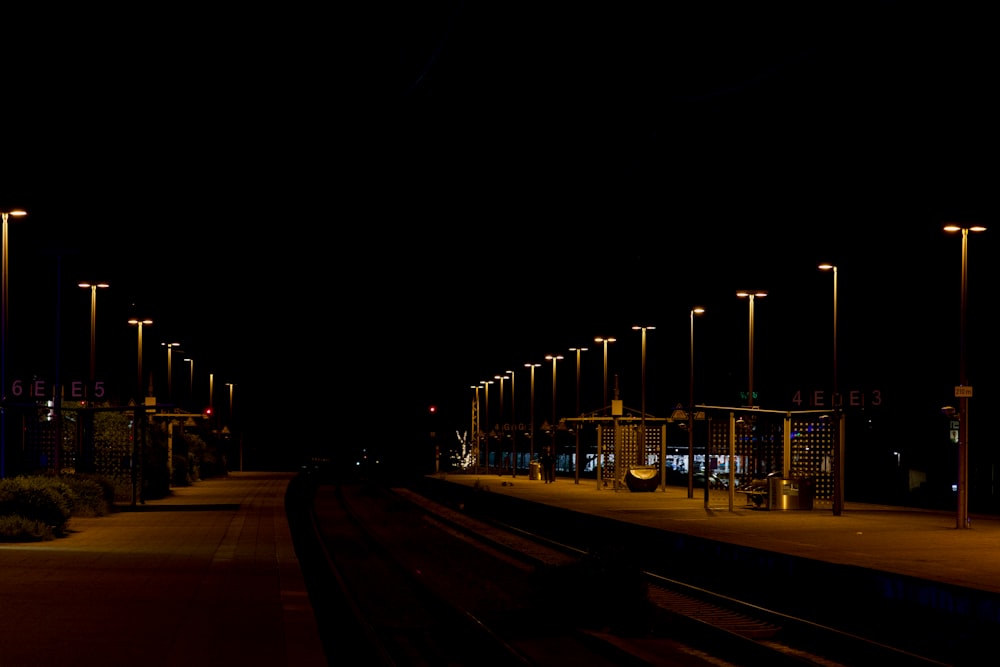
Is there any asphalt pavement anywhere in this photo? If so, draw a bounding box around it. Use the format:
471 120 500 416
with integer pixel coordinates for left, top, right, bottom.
0 471 327 667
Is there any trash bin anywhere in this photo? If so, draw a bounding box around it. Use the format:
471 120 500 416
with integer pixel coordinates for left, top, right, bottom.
768 476 814 510
529 461 541 480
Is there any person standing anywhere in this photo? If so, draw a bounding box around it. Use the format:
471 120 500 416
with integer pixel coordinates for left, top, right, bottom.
540 447 554 483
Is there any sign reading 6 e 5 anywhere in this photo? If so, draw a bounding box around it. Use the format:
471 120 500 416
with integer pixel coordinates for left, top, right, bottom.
11 379 105 400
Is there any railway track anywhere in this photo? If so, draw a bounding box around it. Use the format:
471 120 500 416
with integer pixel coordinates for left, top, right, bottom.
290 474 951 666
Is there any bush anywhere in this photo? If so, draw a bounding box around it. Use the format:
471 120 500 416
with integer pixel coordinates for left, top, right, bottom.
61 473 113 517
0 514 55 542
0 476 74 535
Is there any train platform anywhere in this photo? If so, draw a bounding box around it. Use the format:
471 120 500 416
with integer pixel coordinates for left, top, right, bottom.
431 471 1000 597
0 471 327 667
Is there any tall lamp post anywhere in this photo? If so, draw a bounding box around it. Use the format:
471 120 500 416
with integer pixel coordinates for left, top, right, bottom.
470 384 481 472
819 264 843 515
184 357 195 408
481 379 493 473
688 307 705 498
226 382 239 471
944 223 986 530
128 317 152 505
506 369 516 477
569 345 588 483
78 282 109 392
128 318 154 400
525 362 541 468
631 326 654 466
162 341 181 403
1 209 26 479
594 336 616 410
545 354 563 476
736 292 767 407
495 373 509 474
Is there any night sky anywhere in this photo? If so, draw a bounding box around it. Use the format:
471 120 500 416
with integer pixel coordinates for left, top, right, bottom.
2 6 997 474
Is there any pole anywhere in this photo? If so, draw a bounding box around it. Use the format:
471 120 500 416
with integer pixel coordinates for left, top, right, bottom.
529 369 534 464
571 347 586 484
548 355 561 477
526 363 539 470
748 296 754 408
508 370 516 477
483 380 490 474
944 223 985 529
688 308 704 498
495 374 506 475
832 266 843 516
641 330 646 466
958 228 970 529
89 286 97 385
632 327 653 466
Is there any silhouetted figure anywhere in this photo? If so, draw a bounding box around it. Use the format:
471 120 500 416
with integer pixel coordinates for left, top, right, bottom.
540 447 555 483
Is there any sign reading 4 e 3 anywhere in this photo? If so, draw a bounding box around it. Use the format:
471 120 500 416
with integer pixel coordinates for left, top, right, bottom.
790 389 882 408
11 379 106 399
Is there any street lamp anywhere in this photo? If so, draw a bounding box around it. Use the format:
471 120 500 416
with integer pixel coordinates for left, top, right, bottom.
184 357 195 407
819 264 843 515
569 345 588 483
162 341 181 403
470 384 482 472
78 282 109 391
525 362 541 467
631 326 654 466
495 373 509 474
1 208 26 479
226 382 235 421
736 291 767 407
481 379 493 473
594 336 616 410
226 382 239 471
944 223 986 529
127 317 152 505
506 369 516 477
688 307 705 498
127 318 154 399
545 354 563 476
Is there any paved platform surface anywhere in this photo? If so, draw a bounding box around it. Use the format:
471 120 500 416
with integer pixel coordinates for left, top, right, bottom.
435 472 1000 596
0 471 327 667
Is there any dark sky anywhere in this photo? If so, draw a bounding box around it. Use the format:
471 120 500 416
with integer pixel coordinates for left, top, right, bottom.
1 5 997 467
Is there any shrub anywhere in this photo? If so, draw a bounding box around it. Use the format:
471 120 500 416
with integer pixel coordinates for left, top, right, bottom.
0 476 74 535
61 474 113 517
0 514 55 542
